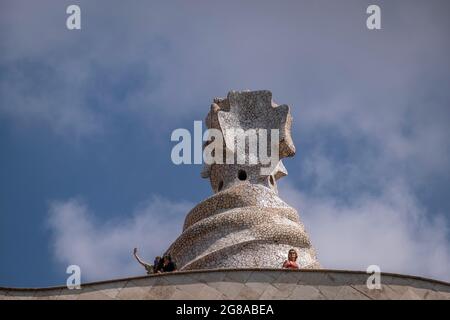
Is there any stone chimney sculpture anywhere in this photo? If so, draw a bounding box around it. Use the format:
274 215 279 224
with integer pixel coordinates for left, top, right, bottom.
166 90 320 270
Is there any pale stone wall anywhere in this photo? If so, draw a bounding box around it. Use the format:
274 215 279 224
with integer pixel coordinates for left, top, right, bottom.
1 269 449 300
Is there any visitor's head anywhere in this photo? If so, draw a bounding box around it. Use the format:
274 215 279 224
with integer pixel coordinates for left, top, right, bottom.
288 249 298 261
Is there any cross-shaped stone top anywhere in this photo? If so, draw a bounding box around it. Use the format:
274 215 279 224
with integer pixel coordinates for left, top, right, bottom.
202 90 296 194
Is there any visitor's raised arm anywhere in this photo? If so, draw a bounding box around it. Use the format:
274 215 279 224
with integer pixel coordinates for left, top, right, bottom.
133 247 151 267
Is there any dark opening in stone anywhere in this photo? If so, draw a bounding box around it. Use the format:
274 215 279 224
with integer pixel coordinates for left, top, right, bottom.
238 170 247 181
218 180 223 191
269 175 275 186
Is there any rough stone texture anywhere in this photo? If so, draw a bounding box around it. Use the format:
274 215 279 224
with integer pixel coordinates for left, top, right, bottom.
1 269 449 300
166 90 319 270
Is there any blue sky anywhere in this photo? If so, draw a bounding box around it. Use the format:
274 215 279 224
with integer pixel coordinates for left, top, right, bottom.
1 0 450 287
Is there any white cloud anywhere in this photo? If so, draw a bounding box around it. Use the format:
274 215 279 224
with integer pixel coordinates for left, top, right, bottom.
48 184 450 283
280 180 450 282
47 196 191 281
2 0 450 141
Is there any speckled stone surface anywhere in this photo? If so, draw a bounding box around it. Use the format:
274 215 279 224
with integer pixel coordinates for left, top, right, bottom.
166 90 320 270
1 269 449 300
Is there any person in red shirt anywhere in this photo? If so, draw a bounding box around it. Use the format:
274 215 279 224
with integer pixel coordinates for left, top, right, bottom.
282 249 299 269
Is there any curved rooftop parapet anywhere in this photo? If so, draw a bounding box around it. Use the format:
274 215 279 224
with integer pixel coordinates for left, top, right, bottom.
1 269 449 300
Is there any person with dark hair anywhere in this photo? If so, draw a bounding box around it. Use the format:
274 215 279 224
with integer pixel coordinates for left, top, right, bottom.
282 248 299 269
161 254 177 272
133 248 177 274
153 256 162 274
